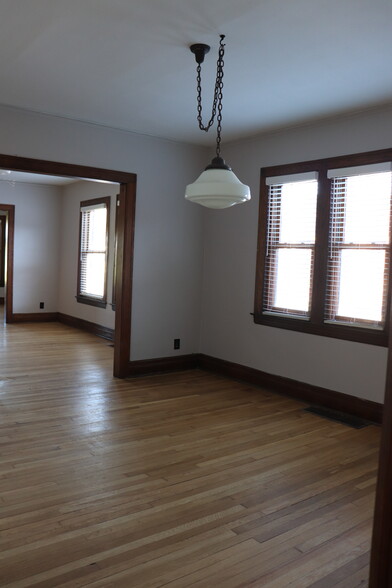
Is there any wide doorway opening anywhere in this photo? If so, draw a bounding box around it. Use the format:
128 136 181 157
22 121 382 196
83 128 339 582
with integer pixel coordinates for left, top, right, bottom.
0 154 136 378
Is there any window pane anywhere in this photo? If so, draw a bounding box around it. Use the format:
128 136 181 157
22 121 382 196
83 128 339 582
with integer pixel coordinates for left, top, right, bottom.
337 250 385 322
88 208 107 250
274 249 312 312
83 253 105 297
344 173 391 243
327 171 391 326
78 198 110 304
279 181 317 243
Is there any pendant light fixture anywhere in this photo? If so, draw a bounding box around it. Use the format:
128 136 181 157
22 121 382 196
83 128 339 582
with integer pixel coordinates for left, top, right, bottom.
185 35 251 209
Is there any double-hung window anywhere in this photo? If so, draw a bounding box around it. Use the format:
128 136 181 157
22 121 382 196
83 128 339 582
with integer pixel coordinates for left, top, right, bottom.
77 197 110 308
254 150 392 346
263 172 318 319
326 165 391 328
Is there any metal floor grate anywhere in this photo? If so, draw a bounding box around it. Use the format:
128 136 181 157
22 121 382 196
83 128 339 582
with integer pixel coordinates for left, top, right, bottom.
304 406 370 429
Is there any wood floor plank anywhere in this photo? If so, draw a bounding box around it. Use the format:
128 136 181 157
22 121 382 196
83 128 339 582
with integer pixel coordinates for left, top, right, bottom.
0 312 378 586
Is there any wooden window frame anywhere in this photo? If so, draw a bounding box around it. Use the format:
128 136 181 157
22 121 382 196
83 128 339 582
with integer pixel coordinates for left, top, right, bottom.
76 196 111 309
254 148 392 347
111 194 119 311
0 215 5 287
263 181 317 319
327 176 390 327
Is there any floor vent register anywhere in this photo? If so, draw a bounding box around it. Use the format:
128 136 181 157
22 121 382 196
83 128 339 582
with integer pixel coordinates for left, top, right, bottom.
304 406 370 429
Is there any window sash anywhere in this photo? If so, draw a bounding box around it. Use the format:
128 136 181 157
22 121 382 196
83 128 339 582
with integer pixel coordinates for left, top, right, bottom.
77 197 110 305
325 174 391 329
263 180 317 318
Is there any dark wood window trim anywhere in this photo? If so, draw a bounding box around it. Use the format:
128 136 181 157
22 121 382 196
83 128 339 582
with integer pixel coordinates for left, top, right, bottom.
77 196 110 308
76 295 108 309
0 215 5 287
254 147 392 347
111 194 120 311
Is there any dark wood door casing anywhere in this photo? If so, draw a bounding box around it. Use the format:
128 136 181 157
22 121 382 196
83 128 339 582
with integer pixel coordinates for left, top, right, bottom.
369 306 392 586
0 154 136 378
0 204 14 322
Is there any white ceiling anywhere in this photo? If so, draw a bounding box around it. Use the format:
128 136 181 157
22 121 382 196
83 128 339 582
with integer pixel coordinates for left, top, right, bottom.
1 0 392 146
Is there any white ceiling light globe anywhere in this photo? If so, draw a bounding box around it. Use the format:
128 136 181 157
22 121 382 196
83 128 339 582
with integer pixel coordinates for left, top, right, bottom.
185 158 251 209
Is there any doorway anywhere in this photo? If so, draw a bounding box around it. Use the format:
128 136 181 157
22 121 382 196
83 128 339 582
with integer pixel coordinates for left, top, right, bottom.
0 154 136 378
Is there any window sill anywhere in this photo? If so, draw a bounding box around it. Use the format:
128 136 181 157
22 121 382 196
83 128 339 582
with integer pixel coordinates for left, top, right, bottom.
262 310 310 321
254 312 388 346
76 295 107 309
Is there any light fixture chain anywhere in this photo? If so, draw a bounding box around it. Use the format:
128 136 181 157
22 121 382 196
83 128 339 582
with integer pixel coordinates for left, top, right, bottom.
216 51 224 157
196 35 225 134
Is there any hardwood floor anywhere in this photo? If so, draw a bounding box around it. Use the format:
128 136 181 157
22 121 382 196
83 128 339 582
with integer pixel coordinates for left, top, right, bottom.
0 313 380 586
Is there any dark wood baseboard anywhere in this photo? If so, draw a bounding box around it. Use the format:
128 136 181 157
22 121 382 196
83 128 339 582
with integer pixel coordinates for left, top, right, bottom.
125 351 382 423
10 311 114 342
11 312 58 323
197 354 383 424
57 313 114 341
127 354 199 376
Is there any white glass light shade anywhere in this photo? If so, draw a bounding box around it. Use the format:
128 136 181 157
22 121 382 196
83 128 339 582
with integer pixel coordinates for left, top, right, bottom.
185 168 251 209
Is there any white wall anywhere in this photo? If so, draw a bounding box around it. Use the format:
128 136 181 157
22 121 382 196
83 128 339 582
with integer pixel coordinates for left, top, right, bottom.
0 181 61 312
200 106 392 404
4 102 390 401
58 181 118 329
0 105 206 360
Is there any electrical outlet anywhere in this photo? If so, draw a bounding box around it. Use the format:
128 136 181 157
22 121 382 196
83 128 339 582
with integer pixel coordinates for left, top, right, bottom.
39 302 44 309
174 338 180 350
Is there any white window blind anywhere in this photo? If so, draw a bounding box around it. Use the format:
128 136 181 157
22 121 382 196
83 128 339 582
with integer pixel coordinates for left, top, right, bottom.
79 203 108 299
264 177 318 317
325 170 392 328
265 171 319 185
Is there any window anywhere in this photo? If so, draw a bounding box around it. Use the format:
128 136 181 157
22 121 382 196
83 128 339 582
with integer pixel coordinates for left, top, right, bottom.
77 197 110 308
263 172 318 319
254 150 392 346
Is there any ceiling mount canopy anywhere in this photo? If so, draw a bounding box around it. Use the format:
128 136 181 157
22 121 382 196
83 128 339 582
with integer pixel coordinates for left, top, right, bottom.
190 43 210 64
185 35 251 209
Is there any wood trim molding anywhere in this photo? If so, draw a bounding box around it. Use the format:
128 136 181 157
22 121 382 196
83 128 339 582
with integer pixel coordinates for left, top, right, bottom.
127 354 199 377
77 195 111 307
0 153 136 378
260 147 392 179
75 295 107 309
255 150 392 347
12 312 58 322
0 215 5 287
125 352 382 424
12 311 115 342
58 313 114 341
111 194 120 313
0 154 136 185
198 354 383 424
369 309 392 586
0 204 14 323
113 182 136 377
